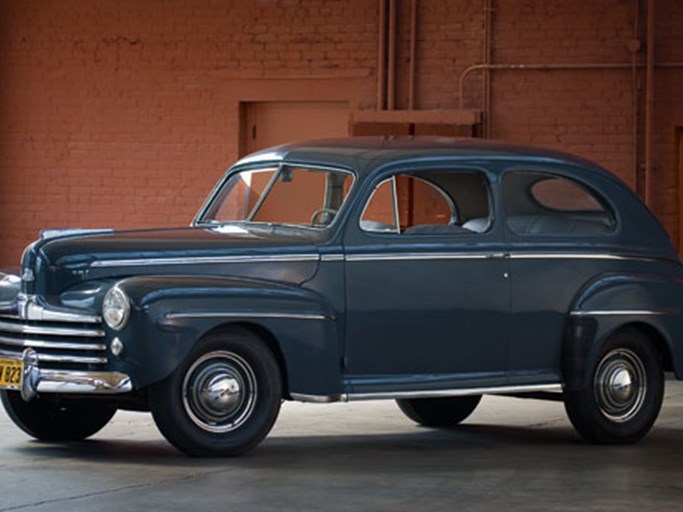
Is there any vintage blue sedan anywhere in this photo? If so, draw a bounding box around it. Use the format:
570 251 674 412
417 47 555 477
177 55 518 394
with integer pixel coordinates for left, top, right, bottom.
1 137 682 456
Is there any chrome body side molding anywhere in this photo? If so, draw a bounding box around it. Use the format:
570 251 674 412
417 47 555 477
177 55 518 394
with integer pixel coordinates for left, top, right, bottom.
345 252 676 264
164 311 333 321
291 383 563 403
90 253 320 268
570 309 683 317
346 252 497 262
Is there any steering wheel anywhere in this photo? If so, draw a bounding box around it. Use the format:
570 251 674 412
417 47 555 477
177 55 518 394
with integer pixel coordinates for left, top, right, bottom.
310 208 339 226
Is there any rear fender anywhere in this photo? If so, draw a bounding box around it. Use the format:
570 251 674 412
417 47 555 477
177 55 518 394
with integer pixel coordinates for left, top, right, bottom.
563 273 683 388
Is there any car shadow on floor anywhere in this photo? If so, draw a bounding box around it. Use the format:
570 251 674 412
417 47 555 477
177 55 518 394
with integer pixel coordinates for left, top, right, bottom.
8 422 683 472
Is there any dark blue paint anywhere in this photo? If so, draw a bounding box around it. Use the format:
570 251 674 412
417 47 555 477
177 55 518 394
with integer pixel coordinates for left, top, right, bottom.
13 136 683 398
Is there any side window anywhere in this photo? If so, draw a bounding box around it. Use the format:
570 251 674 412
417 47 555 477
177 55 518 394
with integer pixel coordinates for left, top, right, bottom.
360 170 492 235
503 171 616 236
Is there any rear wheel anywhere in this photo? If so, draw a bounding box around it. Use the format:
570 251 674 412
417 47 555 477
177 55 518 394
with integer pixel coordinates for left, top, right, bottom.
564 328 664 444
0 391 116 441
396 395 482 427
150 328 282 457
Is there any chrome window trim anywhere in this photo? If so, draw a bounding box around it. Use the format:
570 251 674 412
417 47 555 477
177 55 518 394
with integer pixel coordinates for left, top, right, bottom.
391 175 401 233
246 165 283 221
90 253 320 268
0 320 104 338
291 383 563 403
358 177 400 234
164 311 333 321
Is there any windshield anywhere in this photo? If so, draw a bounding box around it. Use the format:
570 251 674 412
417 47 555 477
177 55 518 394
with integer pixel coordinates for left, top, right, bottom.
199 165 355 228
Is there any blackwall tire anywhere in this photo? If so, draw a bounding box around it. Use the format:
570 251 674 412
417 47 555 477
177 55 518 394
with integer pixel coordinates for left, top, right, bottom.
564 328 664 444
396 395 482 427
149 328 282 457
0 391 116 441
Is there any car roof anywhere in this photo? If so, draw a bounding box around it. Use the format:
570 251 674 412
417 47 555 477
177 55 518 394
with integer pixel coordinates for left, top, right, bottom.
234 136 613 179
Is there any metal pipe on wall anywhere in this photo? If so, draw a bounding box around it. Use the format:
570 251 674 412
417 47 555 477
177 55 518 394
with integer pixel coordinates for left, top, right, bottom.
644 0 655 207
377 0 387 111
458 62 683 111
630 0 641 194
460 63 635 109
387 0 397 110
482 0 493 138
408 0 418 110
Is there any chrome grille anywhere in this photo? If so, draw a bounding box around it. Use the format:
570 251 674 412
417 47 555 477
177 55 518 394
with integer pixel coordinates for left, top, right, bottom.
0 317 107 368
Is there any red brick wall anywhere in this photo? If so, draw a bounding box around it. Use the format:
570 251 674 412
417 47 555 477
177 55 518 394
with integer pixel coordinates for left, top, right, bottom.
1 0 683 265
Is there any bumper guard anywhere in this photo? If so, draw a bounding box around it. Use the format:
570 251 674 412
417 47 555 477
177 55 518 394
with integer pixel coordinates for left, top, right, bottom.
20 348 132 401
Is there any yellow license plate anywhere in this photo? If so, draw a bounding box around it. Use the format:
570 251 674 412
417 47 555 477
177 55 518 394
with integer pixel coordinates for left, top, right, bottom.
0 357 23 390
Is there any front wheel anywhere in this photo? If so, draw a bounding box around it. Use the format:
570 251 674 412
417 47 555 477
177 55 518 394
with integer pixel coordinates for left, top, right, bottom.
150 328 282 457
564 328 664 444
396 395 482 427
0 391 116 441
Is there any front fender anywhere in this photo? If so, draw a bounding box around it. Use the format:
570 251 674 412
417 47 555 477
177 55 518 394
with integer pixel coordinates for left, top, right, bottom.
563 273 683 387
111 275 342 394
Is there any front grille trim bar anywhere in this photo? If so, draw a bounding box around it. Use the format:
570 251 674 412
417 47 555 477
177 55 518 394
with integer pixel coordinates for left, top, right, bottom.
0 320 105 338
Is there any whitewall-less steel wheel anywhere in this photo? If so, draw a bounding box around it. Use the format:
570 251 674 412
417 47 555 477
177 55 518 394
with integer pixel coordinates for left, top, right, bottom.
564 328 663 444
593 348 647 424
150 328 282 457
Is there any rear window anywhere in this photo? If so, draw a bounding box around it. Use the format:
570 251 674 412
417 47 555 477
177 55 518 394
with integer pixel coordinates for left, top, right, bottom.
503 171 616 236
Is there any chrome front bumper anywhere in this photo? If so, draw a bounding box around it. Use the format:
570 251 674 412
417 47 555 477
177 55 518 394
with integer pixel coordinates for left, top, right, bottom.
19 349 132 401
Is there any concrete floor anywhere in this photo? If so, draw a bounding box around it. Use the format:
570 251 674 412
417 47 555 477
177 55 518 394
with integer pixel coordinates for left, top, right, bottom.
1 383 683 511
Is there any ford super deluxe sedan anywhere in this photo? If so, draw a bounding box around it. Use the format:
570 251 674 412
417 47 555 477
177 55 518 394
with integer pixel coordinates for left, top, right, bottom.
1 136 683 456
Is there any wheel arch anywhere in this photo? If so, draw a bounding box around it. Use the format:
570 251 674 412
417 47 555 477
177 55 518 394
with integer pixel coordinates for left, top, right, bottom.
566 271 683 380
562 317 675 391
612 322 674 373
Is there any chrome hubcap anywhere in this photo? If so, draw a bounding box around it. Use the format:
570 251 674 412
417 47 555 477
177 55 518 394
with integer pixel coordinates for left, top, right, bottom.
594 348 646 423
182 351 257 433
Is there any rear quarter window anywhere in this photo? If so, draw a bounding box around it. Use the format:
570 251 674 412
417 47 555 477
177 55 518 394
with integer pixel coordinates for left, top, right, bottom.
503 171 616 236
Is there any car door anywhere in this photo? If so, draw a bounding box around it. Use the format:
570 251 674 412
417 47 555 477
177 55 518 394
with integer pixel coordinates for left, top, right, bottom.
342 165 510 395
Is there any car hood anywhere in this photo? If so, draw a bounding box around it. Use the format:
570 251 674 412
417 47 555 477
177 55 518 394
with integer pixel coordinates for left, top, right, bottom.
27 225 325 295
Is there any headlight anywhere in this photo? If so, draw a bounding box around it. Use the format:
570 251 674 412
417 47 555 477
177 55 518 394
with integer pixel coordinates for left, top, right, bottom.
102 286 130 330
